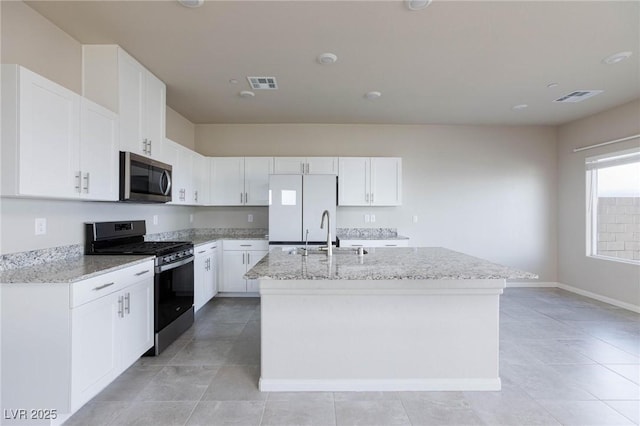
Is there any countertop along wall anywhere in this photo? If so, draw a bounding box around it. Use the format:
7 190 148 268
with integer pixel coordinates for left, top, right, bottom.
196 124 558 282
557 99 640 309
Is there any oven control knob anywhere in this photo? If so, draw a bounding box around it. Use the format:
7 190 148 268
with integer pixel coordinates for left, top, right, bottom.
163 256 171 263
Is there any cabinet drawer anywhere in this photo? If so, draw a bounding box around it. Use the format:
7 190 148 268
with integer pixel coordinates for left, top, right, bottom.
223 240 268 251
195 241 217 254
71 260 154 308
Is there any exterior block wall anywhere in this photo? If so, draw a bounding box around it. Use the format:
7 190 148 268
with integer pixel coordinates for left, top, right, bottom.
597 197 640 261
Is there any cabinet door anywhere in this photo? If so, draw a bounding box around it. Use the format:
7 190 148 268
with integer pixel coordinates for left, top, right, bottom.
144 72 166 158
193 153 209 205
222 250 247 292
307 157 338 175
371 157 402 206
338 157 370 206
245 249 268 293
71 292 119 411
203 251 216 304
174 144 193 204
210 157 245 205
210 248 219 298
274 157 305 174
245 157 274 206
194 248 208 311
18 67 80 198
79 98 119 201
118 49 145 156
120 278 154 369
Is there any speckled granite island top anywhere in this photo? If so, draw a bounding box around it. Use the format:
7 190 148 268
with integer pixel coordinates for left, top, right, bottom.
0 255 154 284
245 247 537 281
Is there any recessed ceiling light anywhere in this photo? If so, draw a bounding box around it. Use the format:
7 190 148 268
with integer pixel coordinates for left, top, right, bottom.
229 79 238 84
178 0 204 8
511 104 528 111
547 83 559 89
602 51 632 65
239 90 255 98
365 91 382 100
317 53 338 65
405 0 432 11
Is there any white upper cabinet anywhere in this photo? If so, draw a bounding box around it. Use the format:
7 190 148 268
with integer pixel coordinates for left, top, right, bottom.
274 157 337 175
210 157 273 206
83 45 166 159
338 157 402 206
79 98 119 201
1 65 118 201
192 152 210 206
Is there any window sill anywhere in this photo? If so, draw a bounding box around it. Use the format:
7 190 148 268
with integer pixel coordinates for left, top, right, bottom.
588 254 640 266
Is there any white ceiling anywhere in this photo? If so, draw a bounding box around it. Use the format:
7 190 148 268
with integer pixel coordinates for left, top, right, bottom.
25 0 640 126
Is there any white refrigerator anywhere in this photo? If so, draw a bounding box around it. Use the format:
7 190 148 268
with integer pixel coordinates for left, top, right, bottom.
269 174 337 243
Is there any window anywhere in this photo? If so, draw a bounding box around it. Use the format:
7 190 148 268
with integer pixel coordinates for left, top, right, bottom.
586 148 640 264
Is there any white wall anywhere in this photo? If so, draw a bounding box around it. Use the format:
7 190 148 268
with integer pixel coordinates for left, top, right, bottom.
196 124 558 281
557 99 640 308
0 198 194 255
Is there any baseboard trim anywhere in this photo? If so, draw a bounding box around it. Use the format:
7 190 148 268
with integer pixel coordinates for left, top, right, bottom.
556 282 640 313
506 281 557 288
259 377 501 392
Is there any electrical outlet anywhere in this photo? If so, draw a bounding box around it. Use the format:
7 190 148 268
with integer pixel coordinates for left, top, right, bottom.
153 215 159 225
364 214 370 223
248 214 254 223
413 215 418 223
370 214 376 223
189 214 194 223
35 218 47 235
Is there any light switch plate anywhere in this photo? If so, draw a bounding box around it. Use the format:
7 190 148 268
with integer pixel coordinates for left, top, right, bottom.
248 214 254 223
35 218 47 235
370 214 376 223
364 214 370 223
189 214 194 223
153 215 159 225
413 215 418 223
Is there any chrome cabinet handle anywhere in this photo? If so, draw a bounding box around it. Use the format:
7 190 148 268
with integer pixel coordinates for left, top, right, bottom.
75 171 82 192
83 172 90 193
306 163 309 174
148 140 152 156
300 163 304 173
371 193 374 203
365 193 369 203
118 295 124 318
245 192 248 204
195 190 198 203
385 244 397 247
240 244 252 247
248 252 251 264
242 253 245 264
135 270 150 276
124 292 130 314
240 192 243 203
93 282 115 291
142 139 148 154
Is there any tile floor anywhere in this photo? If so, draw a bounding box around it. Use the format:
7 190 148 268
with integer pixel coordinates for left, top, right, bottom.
65 288 640 425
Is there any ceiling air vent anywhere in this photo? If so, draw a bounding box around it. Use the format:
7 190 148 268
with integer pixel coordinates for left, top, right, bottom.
247 77 278 90
553 90 603 103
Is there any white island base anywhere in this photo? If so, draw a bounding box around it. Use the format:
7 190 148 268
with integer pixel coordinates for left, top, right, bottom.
259 278 504 392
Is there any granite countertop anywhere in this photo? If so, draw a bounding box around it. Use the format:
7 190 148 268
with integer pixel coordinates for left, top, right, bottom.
245 247 538 281
191 233 268 247
0 255 154 284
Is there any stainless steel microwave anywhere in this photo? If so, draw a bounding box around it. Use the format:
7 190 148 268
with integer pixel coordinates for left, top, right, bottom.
119 151 172 203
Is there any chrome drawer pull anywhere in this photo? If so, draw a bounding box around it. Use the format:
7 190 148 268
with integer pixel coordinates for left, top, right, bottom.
135 270 150 276
240 244 252 247
93 282 115 291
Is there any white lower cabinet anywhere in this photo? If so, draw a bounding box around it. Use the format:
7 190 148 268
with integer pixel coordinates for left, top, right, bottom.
1 260 154 419
194 242 218 311
221 240 268 293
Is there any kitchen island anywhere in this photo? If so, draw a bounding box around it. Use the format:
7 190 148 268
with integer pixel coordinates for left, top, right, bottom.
246 247 537 392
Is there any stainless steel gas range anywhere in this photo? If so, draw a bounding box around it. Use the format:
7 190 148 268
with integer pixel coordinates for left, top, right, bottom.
85 220 194 355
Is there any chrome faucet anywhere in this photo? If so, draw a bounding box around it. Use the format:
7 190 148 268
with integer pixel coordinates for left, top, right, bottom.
320 210 332 256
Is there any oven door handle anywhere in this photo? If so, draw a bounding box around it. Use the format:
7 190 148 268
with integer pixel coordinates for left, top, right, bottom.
156 255 194 273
